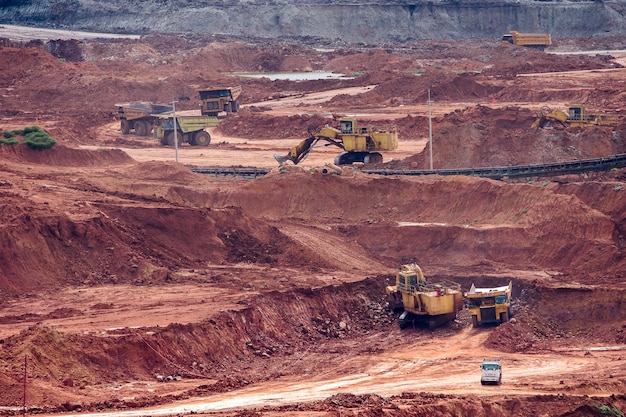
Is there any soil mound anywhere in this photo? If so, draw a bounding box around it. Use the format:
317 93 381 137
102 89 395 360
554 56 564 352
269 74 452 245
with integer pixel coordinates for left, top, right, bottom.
0 144 134 166
384 106 626 169
224 171 623 279
218 109 332 139
121 161 199 183
484 43 623 77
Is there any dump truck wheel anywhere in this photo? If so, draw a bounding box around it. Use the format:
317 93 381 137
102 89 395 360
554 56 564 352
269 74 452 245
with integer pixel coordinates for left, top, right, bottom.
134 120 148 136
232 100 240 112
165 131 183 147
193 131 211 146
500 311 509 323
472 316 479 328
120 120 131 135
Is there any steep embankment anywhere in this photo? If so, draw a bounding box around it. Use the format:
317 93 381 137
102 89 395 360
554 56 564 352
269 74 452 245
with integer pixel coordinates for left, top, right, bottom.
0 0 624 42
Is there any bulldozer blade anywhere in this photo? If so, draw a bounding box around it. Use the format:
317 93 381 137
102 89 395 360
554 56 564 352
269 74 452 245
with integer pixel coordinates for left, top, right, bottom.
273 153 290 165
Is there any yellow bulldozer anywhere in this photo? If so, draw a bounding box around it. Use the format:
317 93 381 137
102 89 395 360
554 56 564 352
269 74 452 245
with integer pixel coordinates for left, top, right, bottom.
386 262 463 329
531 104 622 129
274 117 398 166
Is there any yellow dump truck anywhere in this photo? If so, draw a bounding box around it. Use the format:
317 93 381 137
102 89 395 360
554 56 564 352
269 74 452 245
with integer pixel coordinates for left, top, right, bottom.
502 31 551 50
116 102 173 136
386 262 463 329
155 114 220 147
198 86 242 116
466 282 512 327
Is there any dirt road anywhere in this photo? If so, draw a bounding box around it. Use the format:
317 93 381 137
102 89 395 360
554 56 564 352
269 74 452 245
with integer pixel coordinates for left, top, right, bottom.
26 328 625 416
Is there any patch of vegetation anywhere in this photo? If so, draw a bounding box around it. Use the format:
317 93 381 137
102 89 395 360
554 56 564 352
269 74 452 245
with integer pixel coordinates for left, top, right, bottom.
595 404 624 417
513 208 529 224
0 126 57 149
0 137 19 145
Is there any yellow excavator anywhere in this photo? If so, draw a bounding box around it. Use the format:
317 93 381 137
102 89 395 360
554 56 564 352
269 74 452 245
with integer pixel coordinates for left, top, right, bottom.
274 117 398 166
531 105 621 129
386 261 463 329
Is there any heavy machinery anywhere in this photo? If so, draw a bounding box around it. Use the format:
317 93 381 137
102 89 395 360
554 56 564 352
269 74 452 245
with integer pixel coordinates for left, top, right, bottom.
274 117 398 166
115 102 173 136
386 262 463 329
501 30 551 50
154 114 219 146
466 281 512 328
198 86 242 116
531 105 622 129
481 359 502 385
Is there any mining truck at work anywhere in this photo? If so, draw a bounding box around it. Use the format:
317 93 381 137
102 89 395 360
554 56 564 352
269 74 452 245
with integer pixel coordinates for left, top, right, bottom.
154 114 220 147
274 117 398 166
501 30 551 49
386 262 463 329
198 85 242 116
116 102 173 136
466 281 512 327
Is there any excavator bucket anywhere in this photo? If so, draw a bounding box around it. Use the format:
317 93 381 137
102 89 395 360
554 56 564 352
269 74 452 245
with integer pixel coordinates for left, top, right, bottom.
273 153 291 166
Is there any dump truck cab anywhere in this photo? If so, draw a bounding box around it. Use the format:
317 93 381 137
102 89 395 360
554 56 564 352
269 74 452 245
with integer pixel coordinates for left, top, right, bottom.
481 359 502 385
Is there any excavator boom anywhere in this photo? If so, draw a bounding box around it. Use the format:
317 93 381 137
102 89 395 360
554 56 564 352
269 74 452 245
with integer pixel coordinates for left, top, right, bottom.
274 136 321 165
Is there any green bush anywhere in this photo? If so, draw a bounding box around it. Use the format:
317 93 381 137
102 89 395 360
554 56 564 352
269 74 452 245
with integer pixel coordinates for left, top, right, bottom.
23 130 57 150
0 126 57 149
22 125 42 134
595 404 625 417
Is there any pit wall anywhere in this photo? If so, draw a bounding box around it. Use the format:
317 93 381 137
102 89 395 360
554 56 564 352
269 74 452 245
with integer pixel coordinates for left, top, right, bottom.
0 1 624 42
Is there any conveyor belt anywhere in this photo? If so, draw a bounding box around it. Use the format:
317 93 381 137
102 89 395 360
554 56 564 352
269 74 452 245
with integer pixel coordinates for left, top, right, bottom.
190 153 626 180
190 166 271 178
361 153 626 179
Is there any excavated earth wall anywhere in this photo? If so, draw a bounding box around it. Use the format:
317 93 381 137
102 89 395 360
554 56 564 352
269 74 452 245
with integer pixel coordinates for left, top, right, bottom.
0 0 625 42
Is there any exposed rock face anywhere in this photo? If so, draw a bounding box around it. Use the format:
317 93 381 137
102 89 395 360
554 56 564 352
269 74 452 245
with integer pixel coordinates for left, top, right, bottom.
1 0 624 43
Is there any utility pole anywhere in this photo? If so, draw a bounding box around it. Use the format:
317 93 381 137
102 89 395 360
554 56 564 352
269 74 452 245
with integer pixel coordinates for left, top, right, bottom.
22 355 27 417
428 89 433 170
171 100 179 163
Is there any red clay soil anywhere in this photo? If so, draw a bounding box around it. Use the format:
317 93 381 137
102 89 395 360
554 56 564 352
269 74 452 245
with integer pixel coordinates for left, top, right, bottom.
0 32 625 417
